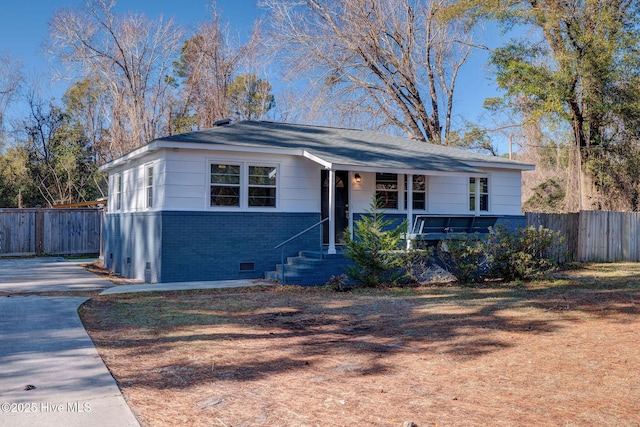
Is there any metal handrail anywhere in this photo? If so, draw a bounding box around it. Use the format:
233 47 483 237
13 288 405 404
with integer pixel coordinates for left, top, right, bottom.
273 217 329 284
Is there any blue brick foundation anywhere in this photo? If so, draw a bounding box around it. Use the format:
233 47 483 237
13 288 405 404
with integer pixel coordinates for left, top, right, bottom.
104 211 321 283
103 212 526 285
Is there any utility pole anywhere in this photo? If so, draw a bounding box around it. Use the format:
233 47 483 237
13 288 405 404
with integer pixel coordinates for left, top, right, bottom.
509 134 513 160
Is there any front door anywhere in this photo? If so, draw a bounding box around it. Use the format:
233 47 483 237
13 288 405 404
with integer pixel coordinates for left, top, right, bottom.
321 170 349 244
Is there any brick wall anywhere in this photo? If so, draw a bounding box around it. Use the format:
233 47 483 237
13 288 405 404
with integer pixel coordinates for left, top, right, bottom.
105 211 321 283
103 212 163 283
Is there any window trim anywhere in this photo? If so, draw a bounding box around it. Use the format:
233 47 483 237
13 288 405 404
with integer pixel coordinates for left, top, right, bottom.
376 172 399 209
207 160 279 210
247 164 278 208
469 176 489 213
404 174 427 211
145 165 154 209
210 163 242 207
115 173 122 211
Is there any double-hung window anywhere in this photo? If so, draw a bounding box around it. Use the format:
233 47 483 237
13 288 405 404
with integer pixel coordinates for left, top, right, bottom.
211 164 241 206
248 166 277 207
145 166 154 209
469 177 489 212
210 162 277 208
115 174 122 211
376 173 398 209
404 175 426 210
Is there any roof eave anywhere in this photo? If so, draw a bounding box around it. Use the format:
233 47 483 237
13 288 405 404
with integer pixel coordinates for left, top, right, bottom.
327 163 484 176
99 140 305 171
99 142 160 172
465 160 535 171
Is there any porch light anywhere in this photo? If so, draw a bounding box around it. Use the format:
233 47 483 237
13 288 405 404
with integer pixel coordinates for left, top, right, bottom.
354 173 361 183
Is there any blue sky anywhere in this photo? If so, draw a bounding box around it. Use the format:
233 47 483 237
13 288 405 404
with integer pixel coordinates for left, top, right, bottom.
0 0 507 152
0 0 262 74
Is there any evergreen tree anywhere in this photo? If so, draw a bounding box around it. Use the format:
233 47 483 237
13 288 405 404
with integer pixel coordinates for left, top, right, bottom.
344 196 408 287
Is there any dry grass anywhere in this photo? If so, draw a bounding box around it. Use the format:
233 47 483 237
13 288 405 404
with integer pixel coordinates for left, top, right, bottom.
80 263 640 427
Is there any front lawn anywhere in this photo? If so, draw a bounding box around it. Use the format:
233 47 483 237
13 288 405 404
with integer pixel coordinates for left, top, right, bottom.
80 263 640 426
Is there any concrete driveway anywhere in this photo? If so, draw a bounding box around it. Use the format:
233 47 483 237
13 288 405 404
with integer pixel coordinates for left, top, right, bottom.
0 258 139 426
0 257 113 293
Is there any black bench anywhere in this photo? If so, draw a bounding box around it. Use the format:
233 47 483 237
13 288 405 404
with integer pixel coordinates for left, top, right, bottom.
408 215 499 242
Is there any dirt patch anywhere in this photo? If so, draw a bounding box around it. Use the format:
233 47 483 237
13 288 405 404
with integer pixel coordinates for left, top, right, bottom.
80 264 640 426
82 260 142 286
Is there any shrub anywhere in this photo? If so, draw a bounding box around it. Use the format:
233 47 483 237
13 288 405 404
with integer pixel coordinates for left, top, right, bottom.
344 197 408 287
403 246 435 283
437 233 488 284
325 274 349 291
485 225 564 281
436 225 563 284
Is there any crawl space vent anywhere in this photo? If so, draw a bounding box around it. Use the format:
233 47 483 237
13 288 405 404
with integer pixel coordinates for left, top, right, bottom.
239 262 255 272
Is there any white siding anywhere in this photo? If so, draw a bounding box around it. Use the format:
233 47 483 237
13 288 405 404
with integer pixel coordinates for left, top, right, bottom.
108 151 164 213
428 175 469 214
349 170 524 216
160 149 321 212
107 148 524 216
162 151 206 210
350 171 376 213
488 170 524 215
279 156 321 212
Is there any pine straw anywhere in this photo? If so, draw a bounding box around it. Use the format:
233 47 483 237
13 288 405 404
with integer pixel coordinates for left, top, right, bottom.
80 265 640 427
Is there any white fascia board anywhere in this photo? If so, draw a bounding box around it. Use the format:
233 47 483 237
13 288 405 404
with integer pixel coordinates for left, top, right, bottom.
465 161 535 171
302 150 332 168
98 142 160 172
329 163 486 176
154 140 303 156
99 141 304 171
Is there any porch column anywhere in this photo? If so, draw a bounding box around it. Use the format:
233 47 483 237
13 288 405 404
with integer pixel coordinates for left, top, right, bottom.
406 174 413 249
328 169 337 254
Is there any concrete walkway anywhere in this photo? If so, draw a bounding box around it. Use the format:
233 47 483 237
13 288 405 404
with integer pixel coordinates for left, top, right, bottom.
0 258 139 427
101 278 275 295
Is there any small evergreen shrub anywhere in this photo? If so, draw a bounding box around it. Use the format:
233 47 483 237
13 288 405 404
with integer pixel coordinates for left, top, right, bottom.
344 197 408 287
436 224 564 284
485 225 564 281
437 233 488 284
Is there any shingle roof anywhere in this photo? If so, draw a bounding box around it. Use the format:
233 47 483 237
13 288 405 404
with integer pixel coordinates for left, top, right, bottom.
154 120 533 173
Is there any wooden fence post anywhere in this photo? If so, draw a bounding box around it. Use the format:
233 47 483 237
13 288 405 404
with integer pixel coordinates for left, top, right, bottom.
35 209 44 256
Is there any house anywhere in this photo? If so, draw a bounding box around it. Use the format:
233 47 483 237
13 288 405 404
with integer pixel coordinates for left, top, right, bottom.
100 120 534 284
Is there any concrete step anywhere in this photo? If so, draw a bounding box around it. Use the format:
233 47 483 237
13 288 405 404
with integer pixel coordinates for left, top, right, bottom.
287 256 324 267
265 250 350 286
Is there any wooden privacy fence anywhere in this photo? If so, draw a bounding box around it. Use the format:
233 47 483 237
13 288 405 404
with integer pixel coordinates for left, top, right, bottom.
0 208 102 257
526 210 640 262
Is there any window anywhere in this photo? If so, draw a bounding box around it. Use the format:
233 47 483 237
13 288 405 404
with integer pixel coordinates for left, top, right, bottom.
469 177 489 212
248 166 277 207
115 174 122 211
376 173 398 209
145 166 154 209
209 162 278 208
211 164 241 206
404 175 426 210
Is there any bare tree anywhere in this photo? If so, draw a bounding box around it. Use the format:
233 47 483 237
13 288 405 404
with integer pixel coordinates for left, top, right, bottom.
48 0 183 159
0 52 23 137
172 3 261 131
261 0 472 144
